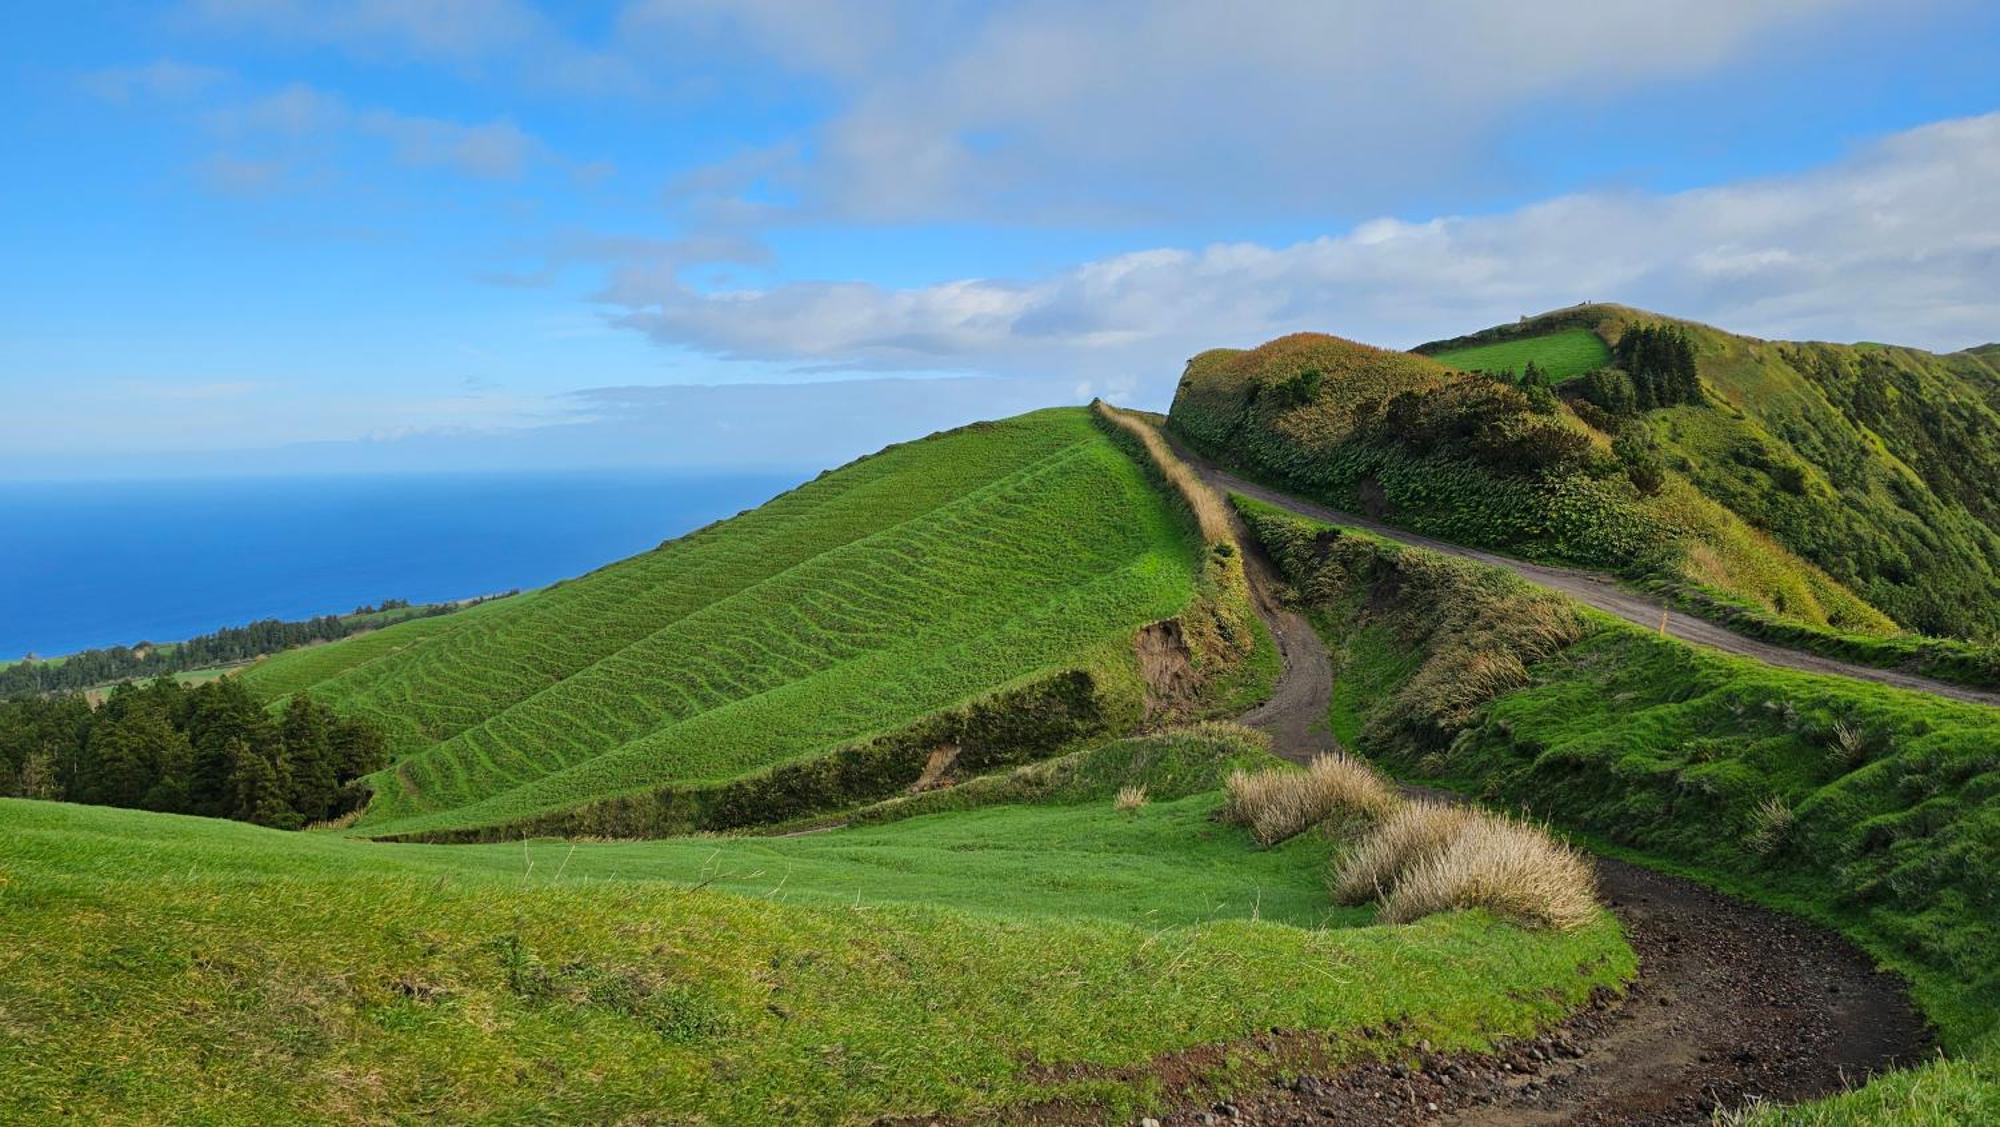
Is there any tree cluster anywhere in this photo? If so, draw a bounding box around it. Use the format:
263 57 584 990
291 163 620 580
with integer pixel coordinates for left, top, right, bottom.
1612 323 1701 409
0 677 386 828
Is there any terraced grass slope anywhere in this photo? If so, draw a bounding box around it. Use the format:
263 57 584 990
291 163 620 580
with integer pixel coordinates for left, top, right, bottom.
0 727 1631 1123
1167 329 1888 641
1418 304 2000 643
1238 499 2000 1120
242 409 1204 839
1427 327 1610 382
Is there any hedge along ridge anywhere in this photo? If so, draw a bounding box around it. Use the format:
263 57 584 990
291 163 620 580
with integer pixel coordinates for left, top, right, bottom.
374 663 1135 843
1091 400 1260 716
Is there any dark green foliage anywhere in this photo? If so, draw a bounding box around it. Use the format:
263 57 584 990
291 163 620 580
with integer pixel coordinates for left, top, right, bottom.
1169 334 1660 569
378 666 1126 843
1612 429 1667 497
1574 367 1638 416
0 677 386 829
1612 323 1701 409
1277 366 1325 407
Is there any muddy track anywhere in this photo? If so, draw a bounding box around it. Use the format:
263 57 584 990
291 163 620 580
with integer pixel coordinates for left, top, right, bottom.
1198 462 2000 709
1183 481 1933 1126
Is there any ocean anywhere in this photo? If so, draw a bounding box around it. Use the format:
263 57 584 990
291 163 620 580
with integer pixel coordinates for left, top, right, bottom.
0 470 803 660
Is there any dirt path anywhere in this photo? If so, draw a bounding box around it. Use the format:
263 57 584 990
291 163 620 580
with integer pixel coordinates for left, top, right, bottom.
1163 482 1934 1126
1200 463 2000 709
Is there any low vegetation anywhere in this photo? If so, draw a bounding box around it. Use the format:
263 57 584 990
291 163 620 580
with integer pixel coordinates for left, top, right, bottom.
0 723 1632 1123
1222 753 1398 844
1239 495 2000 1118
244 409 1217 839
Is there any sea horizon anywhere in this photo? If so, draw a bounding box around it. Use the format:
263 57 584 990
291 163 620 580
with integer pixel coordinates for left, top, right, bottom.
0 468 803 661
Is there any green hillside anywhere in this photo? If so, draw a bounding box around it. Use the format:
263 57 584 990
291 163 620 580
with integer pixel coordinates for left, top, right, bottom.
1417 305 2000 641
241 408 1228 840
1167 328 1891 639
1426 326 1611 382
1238 497 2000 1120
0 727 1630 1123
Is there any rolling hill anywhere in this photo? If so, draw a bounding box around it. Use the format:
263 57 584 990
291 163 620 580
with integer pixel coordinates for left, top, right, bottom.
240 408 1251 841
1415 305 2000 641
1171 308 2000 687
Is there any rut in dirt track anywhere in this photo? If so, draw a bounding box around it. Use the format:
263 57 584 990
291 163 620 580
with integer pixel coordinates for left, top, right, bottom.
1191 485 1932 1127
1200 462 2000 710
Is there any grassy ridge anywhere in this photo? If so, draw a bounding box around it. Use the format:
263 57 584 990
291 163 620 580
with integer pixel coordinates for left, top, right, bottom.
1237 496 2000 1119
1426 327 1611 382
1421 304 2000 642
244 410 1204 838
0 726 1631 1123
1168 328 1886 639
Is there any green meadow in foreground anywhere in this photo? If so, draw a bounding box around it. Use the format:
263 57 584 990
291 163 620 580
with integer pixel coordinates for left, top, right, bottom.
1425 327 1611 382
1237 496 2000 1122
0 728 1631 1124
243 408 1203 839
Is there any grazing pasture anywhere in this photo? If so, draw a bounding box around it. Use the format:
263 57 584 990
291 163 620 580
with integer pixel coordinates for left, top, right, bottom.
1428 327 1612 382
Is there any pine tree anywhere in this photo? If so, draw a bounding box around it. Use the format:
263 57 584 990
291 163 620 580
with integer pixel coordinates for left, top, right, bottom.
282 695 338 822
228 738 299 829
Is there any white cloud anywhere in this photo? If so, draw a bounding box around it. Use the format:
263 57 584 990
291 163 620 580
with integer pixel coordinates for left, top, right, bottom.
359 110 540 179
636 0 1898 223
80 59 229 103
608 111 2000 391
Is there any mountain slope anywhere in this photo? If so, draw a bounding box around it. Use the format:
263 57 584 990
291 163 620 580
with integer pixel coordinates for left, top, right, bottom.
1168 328 1891 641
243 408 1217 839
1417 304 2000 640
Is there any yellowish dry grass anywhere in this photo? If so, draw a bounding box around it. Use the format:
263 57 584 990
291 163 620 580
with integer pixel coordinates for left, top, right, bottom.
1223 754 1400 845
1329 800 1475 904
1113 784 1148 812
1092 401 1233 546
1378 813 1597 931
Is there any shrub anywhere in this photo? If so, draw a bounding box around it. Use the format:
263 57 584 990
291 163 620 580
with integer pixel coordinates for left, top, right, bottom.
1330 800 1476 904
1113 784 1148 812
1223 754 1400 845
1378 813 1598 931
1743 795 1794 856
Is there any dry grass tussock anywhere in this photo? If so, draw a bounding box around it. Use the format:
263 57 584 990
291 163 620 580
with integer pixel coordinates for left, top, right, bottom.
1091 401 1233 546
1114 785 1148 812
1377 813 1598 931
1332 802 1598 931
1329 800 1476 904
1223 754 1400 845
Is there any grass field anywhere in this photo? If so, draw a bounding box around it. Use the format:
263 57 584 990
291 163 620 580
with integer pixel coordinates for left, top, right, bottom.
0 726 1632 1123
1237 497 2000 1121
243 409 1209 839
1427 327 1611 382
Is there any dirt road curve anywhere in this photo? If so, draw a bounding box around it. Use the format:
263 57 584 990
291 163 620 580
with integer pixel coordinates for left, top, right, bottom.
1201 464 2000 709
1164 483 1934 1127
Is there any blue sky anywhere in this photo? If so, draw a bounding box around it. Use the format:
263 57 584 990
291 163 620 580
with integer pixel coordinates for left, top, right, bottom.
4 1 1998 478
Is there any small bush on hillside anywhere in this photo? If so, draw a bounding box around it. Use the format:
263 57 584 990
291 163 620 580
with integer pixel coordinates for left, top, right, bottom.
1743 795 1795 856
1379 814 1598 931
1223 754 1400 845
1576 367 1639 417
1114 784 1148 812
1330 800 1475 904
